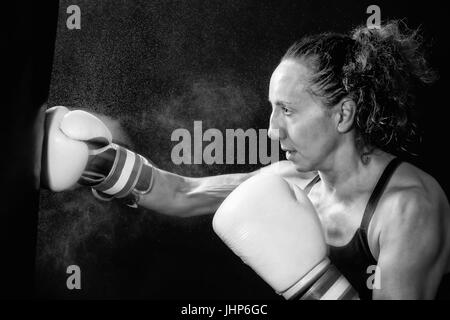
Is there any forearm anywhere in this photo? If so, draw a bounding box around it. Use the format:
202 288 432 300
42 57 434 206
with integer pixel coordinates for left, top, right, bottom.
137 167 256 217
136 160 316 217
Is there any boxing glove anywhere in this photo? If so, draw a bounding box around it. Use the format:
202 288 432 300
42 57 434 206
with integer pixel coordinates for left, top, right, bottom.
41 106 154 206
213 173 359 300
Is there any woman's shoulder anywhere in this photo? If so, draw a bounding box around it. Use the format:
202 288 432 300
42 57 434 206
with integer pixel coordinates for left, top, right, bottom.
378 159 450 230
390 160 447 202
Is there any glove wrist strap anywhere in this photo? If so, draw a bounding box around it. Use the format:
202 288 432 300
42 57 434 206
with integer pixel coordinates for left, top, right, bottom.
281 258 359 300
280 258 330 299
91 144 154 206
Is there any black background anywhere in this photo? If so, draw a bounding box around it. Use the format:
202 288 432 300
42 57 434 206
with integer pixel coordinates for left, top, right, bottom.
35 0 447 299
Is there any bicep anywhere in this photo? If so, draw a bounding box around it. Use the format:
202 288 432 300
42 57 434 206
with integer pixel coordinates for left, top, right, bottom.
375 239 441 299
374 194 446 299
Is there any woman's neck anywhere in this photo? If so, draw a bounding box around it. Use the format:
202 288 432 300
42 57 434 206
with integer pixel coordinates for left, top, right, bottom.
317 146 393 203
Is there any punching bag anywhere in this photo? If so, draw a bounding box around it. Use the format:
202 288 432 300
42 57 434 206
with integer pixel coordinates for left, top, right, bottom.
1 1 59 298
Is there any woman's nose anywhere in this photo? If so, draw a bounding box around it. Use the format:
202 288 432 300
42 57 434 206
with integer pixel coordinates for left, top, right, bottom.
268 111 286 141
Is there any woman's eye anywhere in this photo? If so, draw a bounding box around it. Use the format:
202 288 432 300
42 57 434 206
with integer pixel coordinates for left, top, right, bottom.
282 107 291 115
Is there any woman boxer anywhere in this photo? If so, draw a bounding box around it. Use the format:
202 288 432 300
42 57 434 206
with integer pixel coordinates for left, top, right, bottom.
43 20 450 299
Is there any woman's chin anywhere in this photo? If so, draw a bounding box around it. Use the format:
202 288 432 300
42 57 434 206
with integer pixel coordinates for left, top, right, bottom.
287 154 313 172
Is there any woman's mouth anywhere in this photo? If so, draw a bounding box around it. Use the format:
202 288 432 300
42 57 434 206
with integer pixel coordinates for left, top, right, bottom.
285 150 296 160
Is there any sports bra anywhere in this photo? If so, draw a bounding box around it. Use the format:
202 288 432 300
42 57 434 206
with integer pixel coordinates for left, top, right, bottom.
304 157 398 300
304 157 450 299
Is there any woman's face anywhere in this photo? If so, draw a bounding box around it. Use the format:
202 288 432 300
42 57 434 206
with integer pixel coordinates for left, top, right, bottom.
268 59 340 172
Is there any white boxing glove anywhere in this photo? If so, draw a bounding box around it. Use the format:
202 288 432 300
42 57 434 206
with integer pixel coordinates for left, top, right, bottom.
213 173 359 300
41 106 91 191
41 106 155 206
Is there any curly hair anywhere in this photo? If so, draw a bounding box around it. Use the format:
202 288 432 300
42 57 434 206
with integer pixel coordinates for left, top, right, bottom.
282 20 437 158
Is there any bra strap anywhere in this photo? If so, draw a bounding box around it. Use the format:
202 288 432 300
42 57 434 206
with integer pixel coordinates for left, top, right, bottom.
304 174 321 195
360 157 403 232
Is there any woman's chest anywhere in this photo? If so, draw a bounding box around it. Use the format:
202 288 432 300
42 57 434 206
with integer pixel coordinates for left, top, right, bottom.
309 196 368 247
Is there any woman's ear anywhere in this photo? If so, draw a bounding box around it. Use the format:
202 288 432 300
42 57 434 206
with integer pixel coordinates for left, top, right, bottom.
336 99 356 133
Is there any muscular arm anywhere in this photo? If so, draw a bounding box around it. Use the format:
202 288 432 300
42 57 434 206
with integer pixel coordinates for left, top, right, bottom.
137 160 316 217
373 188 450 300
